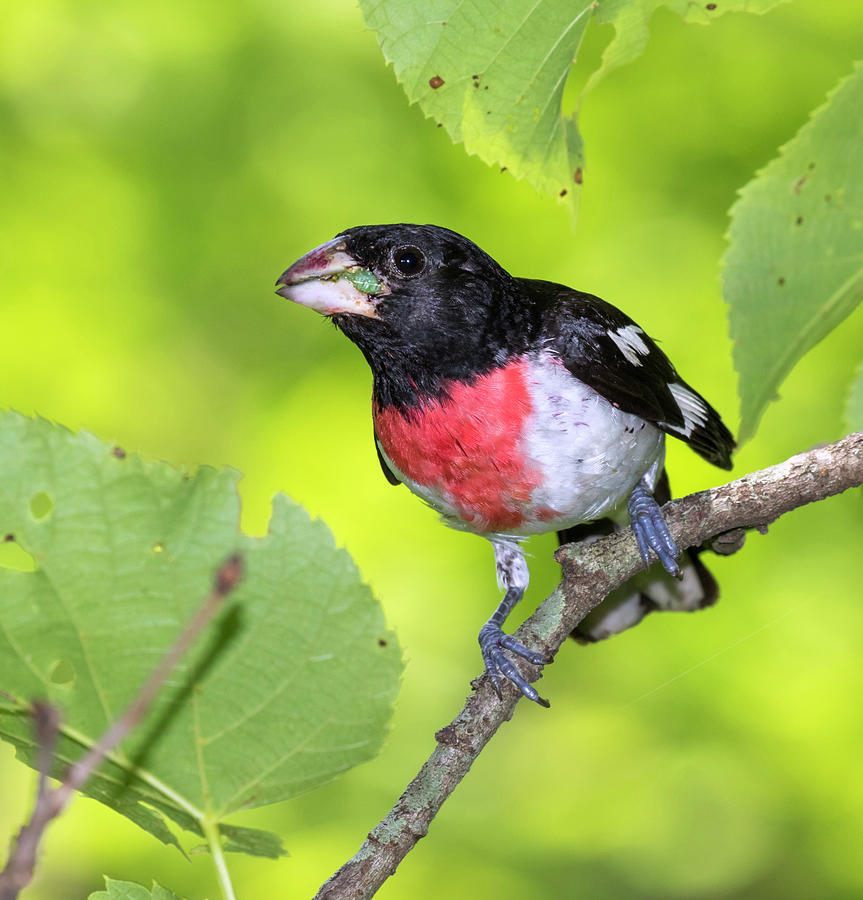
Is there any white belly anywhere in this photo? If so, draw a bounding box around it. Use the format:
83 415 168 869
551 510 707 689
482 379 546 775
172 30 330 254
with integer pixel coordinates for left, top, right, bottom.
517 353 665 535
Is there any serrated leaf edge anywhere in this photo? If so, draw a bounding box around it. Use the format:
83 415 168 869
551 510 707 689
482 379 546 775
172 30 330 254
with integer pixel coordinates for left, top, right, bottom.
722 60 863 443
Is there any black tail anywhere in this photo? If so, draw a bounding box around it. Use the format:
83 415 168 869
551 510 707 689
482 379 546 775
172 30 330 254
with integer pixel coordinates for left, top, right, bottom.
557 471 718 643
663 380 736 470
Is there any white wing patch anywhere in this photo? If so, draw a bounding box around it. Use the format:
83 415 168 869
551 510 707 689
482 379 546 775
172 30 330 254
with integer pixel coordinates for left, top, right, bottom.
608 324 650 366
666 382 709 437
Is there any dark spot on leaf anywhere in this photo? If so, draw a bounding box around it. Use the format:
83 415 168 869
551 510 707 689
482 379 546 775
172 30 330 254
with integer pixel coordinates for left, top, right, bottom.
436 123 442 127
472 74 479 80
706 2 716 8
484 85 488 90
559 189 568 197
486 110 491 115
377 638 388 647
500 166 507 172
778 277 785 286
112 445 127 458
825 194 832 202
3 533 13 542
792 176 806 194
30 492 53 521
429 75 444 89
795 215 803 225
574 168 583 184
808 162 816 170
49 659 75 686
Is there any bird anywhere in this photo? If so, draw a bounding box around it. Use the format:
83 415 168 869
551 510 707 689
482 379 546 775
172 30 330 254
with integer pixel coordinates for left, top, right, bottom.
276 224 735 707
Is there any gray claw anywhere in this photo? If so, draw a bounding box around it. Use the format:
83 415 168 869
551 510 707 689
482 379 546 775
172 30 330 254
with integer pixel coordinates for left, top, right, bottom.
479 623 549 707
628 481 680 577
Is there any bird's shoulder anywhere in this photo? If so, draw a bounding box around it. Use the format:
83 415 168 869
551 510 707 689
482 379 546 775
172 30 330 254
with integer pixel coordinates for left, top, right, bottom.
519 278 684 427
516 278 735 469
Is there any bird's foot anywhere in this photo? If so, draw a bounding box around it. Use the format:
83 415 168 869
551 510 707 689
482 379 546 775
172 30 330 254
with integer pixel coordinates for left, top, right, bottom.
478 622 550 708
628 481 680 576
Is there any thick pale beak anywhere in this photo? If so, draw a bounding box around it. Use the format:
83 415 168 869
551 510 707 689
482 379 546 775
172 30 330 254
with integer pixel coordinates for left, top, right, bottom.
275 237 384 318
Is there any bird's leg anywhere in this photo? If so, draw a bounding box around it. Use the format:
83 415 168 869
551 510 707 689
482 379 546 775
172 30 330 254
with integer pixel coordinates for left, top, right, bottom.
478 541 550 708
627 478 680 576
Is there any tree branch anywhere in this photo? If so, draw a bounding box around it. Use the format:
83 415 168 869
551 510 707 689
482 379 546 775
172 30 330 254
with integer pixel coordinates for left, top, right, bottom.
0 554 244 900
313 431 863 900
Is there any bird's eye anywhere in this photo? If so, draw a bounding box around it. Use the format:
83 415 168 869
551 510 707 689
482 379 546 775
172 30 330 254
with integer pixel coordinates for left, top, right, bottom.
392 246 425 276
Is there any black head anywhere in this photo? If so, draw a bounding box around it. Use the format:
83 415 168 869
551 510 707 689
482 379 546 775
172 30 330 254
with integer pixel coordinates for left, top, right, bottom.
277 224 530 404
336 224 512 350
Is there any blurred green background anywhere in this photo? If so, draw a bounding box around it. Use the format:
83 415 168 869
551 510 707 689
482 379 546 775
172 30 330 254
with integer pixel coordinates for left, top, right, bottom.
2 1 863 898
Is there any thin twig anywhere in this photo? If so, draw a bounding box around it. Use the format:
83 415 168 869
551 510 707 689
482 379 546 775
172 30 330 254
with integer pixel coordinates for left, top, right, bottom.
0 554 245 900
313 432 863 900
31 704 59 809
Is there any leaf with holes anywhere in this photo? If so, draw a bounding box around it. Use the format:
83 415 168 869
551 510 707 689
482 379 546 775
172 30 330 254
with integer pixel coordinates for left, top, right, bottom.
89 878 184 900
0 412 401 856
359 0 783 199
724 62 863 443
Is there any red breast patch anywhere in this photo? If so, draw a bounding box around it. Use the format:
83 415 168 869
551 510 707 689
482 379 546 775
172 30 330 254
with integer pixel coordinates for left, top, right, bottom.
373 359 541 532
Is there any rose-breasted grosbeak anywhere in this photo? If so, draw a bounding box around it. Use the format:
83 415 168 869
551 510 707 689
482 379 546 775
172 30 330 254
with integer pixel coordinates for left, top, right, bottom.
277 224 735 706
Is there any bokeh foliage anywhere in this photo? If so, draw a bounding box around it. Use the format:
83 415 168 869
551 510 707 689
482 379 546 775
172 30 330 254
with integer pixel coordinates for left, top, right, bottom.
2 1 863 899
848 364 863 432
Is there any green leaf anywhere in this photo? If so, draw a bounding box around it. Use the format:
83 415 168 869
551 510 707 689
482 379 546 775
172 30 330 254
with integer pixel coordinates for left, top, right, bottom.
724 62 863 443
0 412 401 856
359 0 783 198
585 0 783 97
89 877 184 900
847 362 863 433
190 823 289 859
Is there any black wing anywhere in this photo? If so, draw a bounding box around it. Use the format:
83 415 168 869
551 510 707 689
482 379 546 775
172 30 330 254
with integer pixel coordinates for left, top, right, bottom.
526 279 735 469
374 428 401 485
